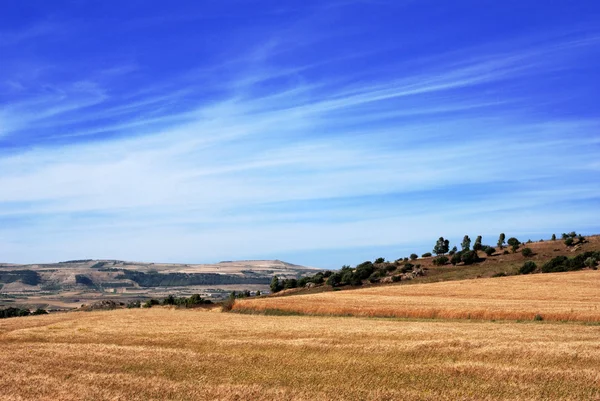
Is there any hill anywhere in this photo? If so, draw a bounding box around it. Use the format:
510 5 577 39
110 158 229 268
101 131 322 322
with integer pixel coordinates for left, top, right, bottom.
0 259 317 310
233 269 600 322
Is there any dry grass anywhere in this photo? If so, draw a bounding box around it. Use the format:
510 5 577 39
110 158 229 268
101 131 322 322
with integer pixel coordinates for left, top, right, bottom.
2 308 600 400
234 270 600 322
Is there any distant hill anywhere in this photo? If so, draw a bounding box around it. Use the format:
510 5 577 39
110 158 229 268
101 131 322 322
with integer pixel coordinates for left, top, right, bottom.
0 259 318 309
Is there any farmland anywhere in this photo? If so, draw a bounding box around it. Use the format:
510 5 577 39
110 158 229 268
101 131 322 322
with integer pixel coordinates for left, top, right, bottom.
2 308 600 400
234 270 600 322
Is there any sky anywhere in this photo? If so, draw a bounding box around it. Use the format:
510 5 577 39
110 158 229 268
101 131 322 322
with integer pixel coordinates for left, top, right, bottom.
1 0 599 269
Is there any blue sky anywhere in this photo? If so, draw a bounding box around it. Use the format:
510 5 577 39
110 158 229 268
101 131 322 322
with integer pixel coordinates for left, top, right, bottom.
1 1 599 268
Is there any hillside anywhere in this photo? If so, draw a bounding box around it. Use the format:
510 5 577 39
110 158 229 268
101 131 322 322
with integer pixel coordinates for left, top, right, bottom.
0 259 317 310
233 269 600 322
269 234 600 295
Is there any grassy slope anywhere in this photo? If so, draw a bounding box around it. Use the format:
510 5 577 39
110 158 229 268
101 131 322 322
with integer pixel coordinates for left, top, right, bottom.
2 309 600 400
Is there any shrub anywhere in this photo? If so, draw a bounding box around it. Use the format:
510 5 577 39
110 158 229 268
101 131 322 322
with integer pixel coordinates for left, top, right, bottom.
491 272 507 277
368 272 381 283
533 314 543 321
143 299 160 308
484 247 495 256
551 234 556 241
32 308 48 315
449 246 457 256
460 250 479 265
326 273 342 287
410 254 418 260
521 248 533 258
421 252 432 258
503 250 510 255
391 275 401 282
385 264 397 272
585 257 597 268
355 261 374 280
519 261 537 275
374 257 385 264
401 263 414 273
432 256 449 266
564 237 574 247
451 252 462 266
541 256 569 273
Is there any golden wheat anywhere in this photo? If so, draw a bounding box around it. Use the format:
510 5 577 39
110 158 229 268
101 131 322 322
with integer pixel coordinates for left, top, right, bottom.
234 270 600 322
2 308 600 400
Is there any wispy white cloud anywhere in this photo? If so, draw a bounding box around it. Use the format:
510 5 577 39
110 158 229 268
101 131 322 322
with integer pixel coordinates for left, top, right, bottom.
0 25 599 266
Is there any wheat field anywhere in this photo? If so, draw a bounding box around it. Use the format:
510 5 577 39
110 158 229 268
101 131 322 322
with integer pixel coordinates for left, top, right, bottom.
2 308 600 400
233 270 600 322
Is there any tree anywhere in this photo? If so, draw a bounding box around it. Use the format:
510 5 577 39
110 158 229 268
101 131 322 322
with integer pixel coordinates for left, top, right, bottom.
473 236 483 252
449 246 458 256
551 234 556 241
498 233 506 249
461 235 471 251
410 253 418 260
284 278 297 289
256 290 261 296
433 237 450 255
270 276 282 293
507 237 520 253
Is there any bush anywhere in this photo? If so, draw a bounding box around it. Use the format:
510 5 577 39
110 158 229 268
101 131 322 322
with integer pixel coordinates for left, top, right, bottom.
564 237 574 247
385 264 397 272
374 257 385 264
368 272 381 283
421 252 432 258
451 252 462 265
503 250 510 255
519 261 537 275
355 261 374 279
484 247 495 256
432 256 449 266
391 275 401 282
551 234 556 241
401 263 414 273
410 254 418 260
585 257 597 268
460 250 479 265
491 272 507 277
521 248 533 258
533 314 543 321
31 308 48 315
143 299 160 308
326 273 342 287
270 276 283 293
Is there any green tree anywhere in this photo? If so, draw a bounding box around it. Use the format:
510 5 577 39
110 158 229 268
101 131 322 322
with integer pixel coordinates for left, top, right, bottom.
461 235 471 251
473 236 482 252
507 237 520 253
498 233 506 249
410 253 418 260
433 237 450 255
551 234 556 241
270 276 282 293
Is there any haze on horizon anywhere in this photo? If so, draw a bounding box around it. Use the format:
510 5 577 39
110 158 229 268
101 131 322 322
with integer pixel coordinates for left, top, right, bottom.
1 1 599 269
